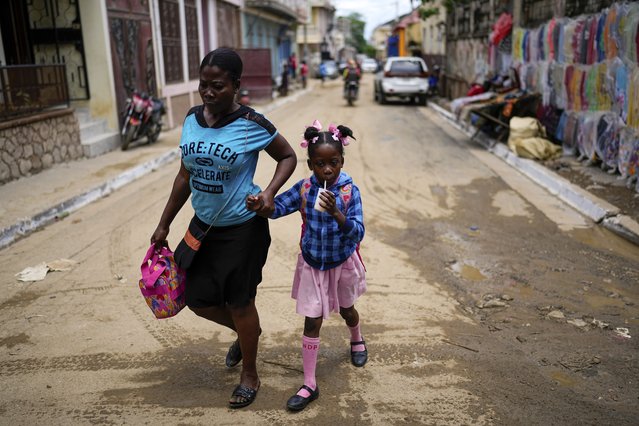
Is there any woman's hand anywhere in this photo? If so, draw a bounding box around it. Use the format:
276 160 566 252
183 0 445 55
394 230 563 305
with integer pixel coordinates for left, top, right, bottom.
151 225 169 249
246 191 275 218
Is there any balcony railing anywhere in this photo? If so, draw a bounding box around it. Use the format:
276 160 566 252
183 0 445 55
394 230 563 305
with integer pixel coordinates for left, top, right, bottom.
246 0 306 21
0 64 69 121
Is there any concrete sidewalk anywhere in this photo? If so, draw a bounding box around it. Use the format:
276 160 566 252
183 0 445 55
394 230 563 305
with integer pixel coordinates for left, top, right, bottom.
426 101 639 246
0 87 312 250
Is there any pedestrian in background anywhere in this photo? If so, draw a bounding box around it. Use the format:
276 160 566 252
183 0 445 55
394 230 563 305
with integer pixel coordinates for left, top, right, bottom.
300 60 308 89
151 47 296 409
319 62 327 86
279 62 289 97
247 119 368 412
289 53 297 82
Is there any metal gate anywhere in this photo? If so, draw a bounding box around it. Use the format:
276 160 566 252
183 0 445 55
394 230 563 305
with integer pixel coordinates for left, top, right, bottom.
106 0 157 124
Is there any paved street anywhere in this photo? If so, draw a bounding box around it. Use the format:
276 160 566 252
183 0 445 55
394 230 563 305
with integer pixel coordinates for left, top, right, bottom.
1 76 638 425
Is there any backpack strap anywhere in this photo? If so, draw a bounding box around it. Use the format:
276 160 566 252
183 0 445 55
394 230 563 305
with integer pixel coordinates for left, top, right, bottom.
298 178 312 245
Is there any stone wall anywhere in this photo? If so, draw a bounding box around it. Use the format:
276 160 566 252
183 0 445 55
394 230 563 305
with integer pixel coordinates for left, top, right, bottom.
0 109 83 185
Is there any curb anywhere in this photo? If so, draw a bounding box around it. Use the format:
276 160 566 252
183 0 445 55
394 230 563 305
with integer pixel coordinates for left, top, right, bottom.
0 89 311 251
427 101 639 245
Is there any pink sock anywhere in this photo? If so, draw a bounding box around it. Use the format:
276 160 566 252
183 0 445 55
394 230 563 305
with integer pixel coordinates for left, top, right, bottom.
348 323 365 352
297 335 320 398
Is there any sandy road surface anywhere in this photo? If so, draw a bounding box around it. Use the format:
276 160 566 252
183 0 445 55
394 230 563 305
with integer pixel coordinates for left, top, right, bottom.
0 77 637 425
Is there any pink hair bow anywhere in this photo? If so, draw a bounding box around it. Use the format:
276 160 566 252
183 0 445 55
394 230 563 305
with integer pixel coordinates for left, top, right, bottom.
328 123 350 146
300 119 322 147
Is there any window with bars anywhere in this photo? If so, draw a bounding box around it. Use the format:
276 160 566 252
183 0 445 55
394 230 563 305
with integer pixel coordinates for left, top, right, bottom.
159 0 183 83
184 0 200 80
522 0 615 27
564 0 615 17
473 1 492 36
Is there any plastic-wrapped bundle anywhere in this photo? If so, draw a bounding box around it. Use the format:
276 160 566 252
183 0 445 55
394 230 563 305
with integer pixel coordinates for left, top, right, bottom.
556 111 568 143
584 65 597 110
572 66 585 111
608 58 628 121
596 62 612 111
576 113 598 162
585 16 598 65
628 67 639 129
565 65 575 110
563 19 577 64
512 28 525 63
572 18 586 64
595 113 617 164
604 5 619 60
603 118 621 172
628 139 639 182
537 104 563 142
538 24 547 61
550 62 567 109
563 112 579 156
618 127 637 178
596 12 607 63
539 61 551 106
556 20 566 63
550 19 560 62
622 3 639 63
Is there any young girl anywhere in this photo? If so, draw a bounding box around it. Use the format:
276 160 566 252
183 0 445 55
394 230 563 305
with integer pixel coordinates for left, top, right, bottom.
247 119 367 412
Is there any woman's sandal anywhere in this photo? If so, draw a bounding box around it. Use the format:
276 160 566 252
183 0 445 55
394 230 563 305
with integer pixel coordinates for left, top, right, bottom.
229 382 260 409
225 328 262 368
350 340 368 367
286 385 319 411
225 339 242 368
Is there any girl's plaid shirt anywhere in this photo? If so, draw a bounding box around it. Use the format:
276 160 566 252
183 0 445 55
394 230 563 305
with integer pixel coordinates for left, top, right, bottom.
271 172 364 270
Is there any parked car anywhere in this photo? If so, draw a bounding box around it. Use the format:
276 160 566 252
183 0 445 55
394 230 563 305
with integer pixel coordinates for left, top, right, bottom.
374 57 429 105
361 58 378 73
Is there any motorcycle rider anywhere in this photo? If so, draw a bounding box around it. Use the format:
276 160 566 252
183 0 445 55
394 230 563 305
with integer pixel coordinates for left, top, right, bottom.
342 59 360 100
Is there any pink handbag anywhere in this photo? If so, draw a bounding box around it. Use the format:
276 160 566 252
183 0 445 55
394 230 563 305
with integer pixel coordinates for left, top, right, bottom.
138 245 186 319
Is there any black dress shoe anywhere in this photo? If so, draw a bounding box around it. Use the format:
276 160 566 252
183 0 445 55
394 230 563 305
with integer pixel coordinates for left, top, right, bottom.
350 340 368 367
286 385 319 411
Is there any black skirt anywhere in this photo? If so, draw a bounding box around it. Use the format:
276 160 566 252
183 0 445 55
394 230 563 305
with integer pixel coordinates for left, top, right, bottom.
185 215 271 308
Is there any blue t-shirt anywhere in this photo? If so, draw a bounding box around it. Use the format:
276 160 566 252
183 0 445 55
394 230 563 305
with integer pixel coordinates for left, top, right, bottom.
180 105 277 226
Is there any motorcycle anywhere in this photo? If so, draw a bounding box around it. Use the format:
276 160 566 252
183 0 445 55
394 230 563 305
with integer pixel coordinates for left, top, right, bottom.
238 88 250 106
120 88 165 151
344 81 359 106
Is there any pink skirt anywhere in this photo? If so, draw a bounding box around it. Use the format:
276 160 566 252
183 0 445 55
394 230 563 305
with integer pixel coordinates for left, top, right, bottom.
291 252 367 319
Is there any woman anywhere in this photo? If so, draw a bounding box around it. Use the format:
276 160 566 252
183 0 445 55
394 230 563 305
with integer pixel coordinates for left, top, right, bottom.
151 48 296 408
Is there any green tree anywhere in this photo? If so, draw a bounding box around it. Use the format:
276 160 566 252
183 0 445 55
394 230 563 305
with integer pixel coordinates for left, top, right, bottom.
342 12 376 54
419 0 469 19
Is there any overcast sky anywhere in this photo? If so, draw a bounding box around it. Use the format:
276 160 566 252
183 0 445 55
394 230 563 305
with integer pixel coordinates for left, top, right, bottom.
333 0 415 39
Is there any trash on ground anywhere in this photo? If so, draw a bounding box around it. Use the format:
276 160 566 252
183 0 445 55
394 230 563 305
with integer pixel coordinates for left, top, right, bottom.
547 310 565 320
15 259 77 282
613 328 631 339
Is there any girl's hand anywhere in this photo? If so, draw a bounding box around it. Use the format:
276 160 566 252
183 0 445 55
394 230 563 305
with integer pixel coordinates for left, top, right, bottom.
319 191 338 216
246 192 275 217
319 191 346 226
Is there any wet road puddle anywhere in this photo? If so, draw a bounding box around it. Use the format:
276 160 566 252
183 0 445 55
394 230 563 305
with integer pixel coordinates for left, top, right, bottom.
583 293 627 309
550 371 577 387
450 262 486 281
